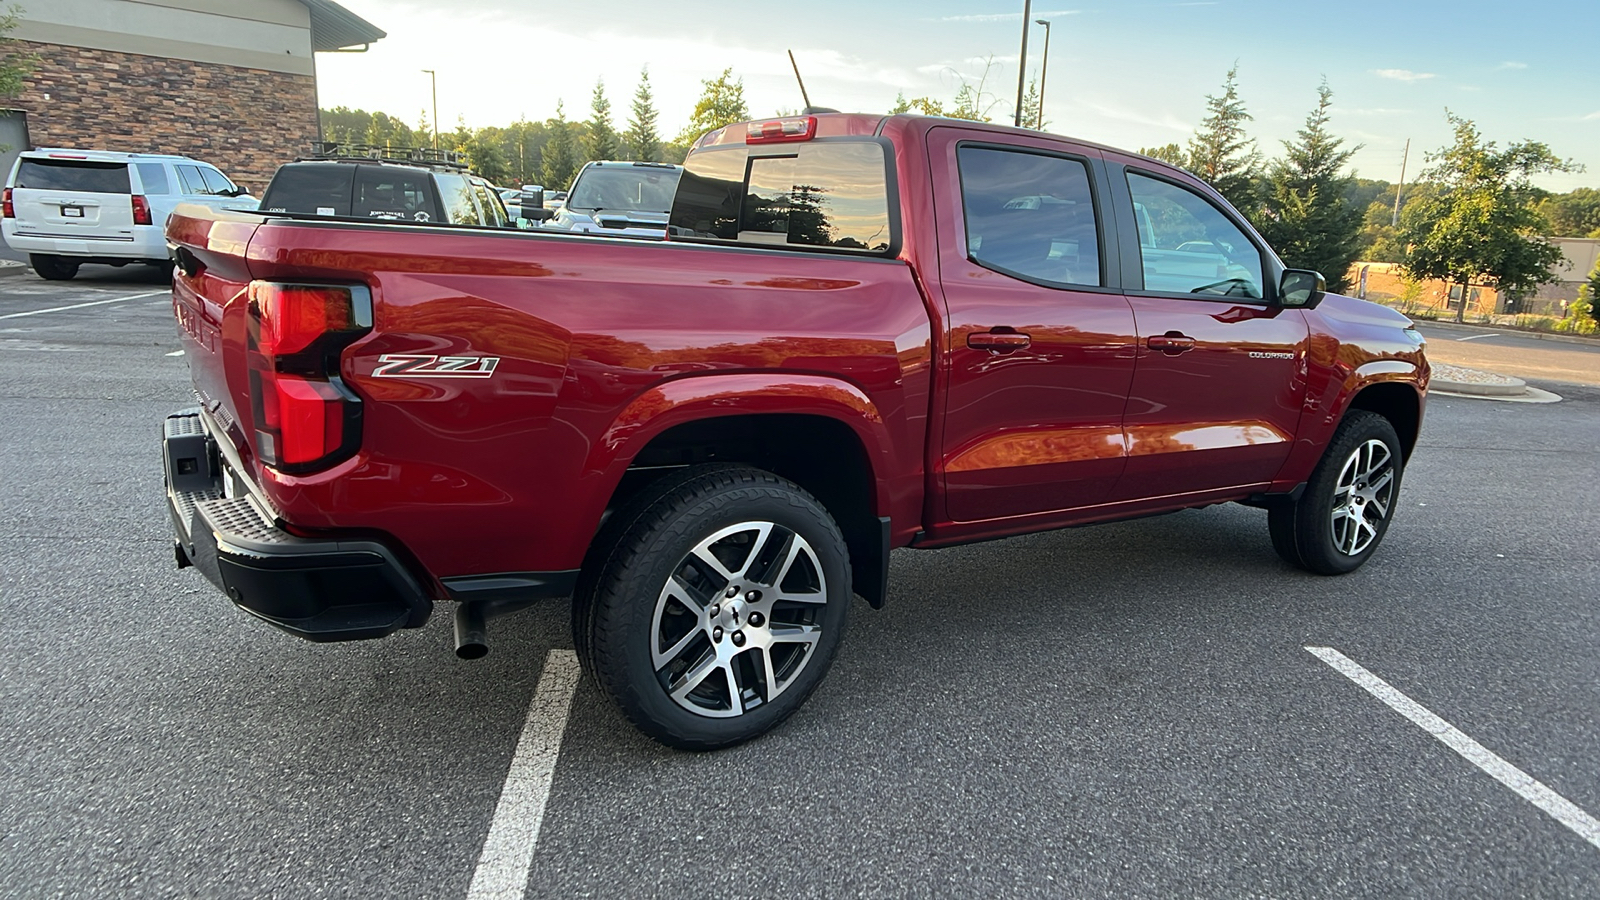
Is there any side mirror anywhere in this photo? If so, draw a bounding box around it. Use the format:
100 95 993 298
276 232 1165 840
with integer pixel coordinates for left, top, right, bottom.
523 207 554 222
520 184 545 210
1278 268 1326 309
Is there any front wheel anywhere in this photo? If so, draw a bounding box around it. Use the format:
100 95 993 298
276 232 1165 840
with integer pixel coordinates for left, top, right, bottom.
30 254 80 281
575 466 851 750
1269 411 1404 575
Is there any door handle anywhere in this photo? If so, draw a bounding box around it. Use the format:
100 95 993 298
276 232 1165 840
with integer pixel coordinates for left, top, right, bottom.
1147 331 1195 354
967 330 1031 352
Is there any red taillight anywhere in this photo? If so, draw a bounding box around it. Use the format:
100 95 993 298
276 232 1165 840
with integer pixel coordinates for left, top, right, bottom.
2 188 12 219
131 194 152 225
246 282 371 472
746 116 817 144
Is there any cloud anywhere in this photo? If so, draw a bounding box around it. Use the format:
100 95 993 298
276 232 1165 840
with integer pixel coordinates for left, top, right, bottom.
1335 107 1412 116
1495 61 1528 70
936 9 1080 22
1584 111 1600 121
1372 69 1436 82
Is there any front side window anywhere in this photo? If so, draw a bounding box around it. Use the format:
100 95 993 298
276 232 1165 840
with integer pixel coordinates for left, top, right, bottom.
175 164 209 195
670 141 893 253
1126 171 1264 299
957 146 1102 287
199 167 235 195
432 172 479 224
470 179 506 226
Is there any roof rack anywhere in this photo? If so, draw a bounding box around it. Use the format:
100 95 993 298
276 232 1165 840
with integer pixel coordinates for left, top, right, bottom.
305 142 468 168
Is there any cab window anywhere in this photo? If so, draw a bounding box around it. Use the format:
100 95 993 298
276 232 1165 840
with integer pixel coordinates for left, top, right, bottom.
1126 171 1264 299
433 172 479 224
353 166 435 221
957 146 1102 287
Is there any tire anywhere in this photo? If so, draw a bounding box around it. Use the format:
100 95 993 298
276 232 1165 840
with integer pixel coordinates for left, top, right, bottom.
1268 410 1404 575
30 254 80 281
574 465 851 750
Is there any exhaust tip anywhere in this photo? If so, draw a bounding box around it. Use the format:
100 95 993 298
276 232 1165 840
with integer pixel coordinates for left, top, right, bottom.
453 602 490 660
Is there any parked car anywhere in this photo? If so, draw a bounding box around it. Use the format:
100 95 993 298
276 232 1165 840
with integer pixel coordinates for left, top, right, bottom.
544 190 568 209
258 145 510 228
542 161 682 237
162 113 1429 750
2 148 257 280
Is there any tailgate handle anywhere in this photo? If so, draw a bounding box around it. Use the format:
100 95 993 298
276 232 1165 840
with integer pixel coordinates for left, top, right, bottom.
967 330 1031 353
172 245 204 278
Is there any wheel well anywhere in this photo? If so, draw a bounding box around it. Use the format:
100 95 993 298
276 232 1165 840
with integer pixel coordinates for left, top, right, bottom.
1347 382 1421 461
611 414 888 606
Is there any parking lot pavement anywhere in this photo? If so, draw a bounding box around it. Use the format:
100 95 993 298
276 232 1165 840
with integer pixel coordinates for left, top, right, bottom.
1414 321 1600 388
2 281 1598 898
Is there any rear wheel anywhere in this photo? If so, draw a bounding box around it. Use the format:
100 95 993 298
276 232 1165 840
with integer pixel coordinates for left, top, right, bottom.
574 465 850 750
1269 411 1403 574
30 254 79 281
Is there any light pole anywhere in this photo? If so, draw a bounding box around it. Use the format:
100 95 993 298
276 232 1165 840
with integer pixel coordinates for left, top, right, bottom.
1013 0 1032 127
1034 19 1051 130
421 69 438 150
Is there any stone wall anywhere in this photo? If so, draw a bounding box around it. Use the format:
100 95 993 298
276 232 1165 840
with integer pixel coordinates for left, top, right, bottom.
10 40 316 193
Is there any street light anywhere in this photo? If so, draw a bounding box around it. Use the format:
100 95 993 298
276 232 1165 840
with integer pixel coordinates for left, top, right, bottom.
421 68 438 150
1034 19 1051 131
1013 0 1032 128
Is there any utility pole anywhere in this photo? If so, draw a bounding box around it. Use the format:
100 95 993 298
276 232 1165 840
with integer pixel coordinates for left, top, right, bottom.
1034 19 1052 130
422 69 438 150
1013 0 1032 128
1392 138 1409 227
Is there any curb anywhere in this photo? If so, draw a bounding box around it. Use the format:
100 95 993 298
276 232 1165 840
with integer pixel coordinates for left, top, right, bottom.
0 261 29 279
1415 318 1600 348
1431 376 1526 397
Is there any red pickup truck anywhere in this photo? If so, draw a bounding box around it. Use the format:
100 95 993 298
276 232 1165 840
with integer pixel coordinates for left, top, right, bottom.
163 113 1428 749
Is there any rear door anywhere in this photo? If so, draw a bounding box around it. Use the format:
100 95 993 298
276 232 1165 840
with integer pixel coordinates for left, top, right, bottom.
1105 159 1309 499
9 155 135 242
929 128 1139 522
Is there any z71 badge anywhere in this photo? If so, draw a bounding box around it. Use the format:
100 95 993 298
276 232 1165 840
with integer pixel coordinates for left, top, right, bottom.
372 354 500 378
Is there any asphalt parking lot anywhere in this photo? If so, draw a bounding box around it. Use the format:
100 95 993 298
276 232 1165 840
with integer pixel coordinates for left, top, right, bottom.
3 268 1598 898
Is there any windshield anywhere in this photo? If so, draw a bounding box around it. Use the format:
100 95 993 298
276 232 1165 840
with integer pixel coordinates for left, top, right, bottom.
567 167 679 213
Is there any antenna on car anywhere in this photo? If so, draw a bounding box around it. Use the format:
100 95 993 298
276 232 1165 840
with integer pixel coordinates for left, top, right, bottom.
786 50 840 116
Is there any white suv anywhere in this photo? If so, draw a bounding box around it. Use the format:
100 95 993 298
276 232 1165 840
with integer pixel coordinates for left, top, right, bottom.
1 149 259 280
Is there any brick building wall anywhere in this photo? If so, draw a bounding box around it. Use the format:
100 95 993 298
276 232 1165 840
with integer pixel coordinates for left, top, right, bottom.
11 40 316 193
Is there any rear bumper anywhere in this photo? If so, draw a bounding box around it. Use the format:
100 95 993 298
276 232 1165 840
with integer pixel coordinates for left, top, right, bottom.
2 220 166 260
163 408 433 642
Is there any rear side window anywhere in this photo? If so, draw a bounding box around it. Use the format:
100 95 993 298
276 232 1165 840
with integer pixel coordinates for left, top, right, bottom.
353 166 436 221
957 146 1102 288
669 140 894 253
15 159 130 193
434 172 479 224
260 165 354 215
135 163 172 195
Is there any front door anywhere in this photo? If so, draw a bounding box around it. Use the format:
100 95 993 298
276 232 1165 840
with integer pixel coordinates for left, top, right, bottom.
929 129 1139 524
1108 162 1308 501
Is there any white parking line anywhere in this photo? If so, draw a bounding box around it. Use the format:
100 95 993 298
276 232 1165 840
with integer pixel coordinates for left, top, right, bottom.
0 290 168 320
1455 333 1501 341
166 350 184 357
466 649 582 900
1307 646 1600 851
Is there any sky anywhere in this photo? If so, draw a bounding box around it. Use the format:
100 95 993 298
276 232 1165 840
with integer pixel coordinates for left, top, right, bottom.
315 0 1598 192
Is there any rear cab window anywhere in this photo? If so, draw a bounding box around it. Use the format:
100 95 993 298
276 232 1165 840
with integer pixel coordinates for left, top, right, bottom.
669 140 895 254
352 165 438 222
15 158 130 193
260 165 354 215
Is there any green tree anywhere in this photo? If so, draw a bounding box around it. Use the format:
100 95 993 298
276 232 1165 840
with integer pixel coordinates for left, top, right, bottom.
679 68 750 143
1536 187 1600 238
1186 64 1261 210
584 79 620 162
1572 259 1600 327
459 131 510 184
1400 113 1578 322
1138 143 1187 167
624 68 661 162
0 4 37 103
1254 81 1364 292
889 92 912 115
541 101 580 191
1019 77 1045 130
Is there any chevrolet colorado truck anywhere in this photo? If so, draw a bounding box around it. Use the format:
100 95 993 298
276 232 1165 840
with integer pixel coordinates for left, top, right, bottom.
162 113 1428 750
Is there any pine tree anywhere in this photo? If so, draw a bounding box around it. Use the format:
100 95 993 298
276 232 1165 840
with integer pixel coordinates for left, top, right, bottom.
584 80 619 162
679 68 750 143
1186 64 1261 209
1255 81 1364 293
624 68 661 162
541 101 579 191
1138 144 1187 167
